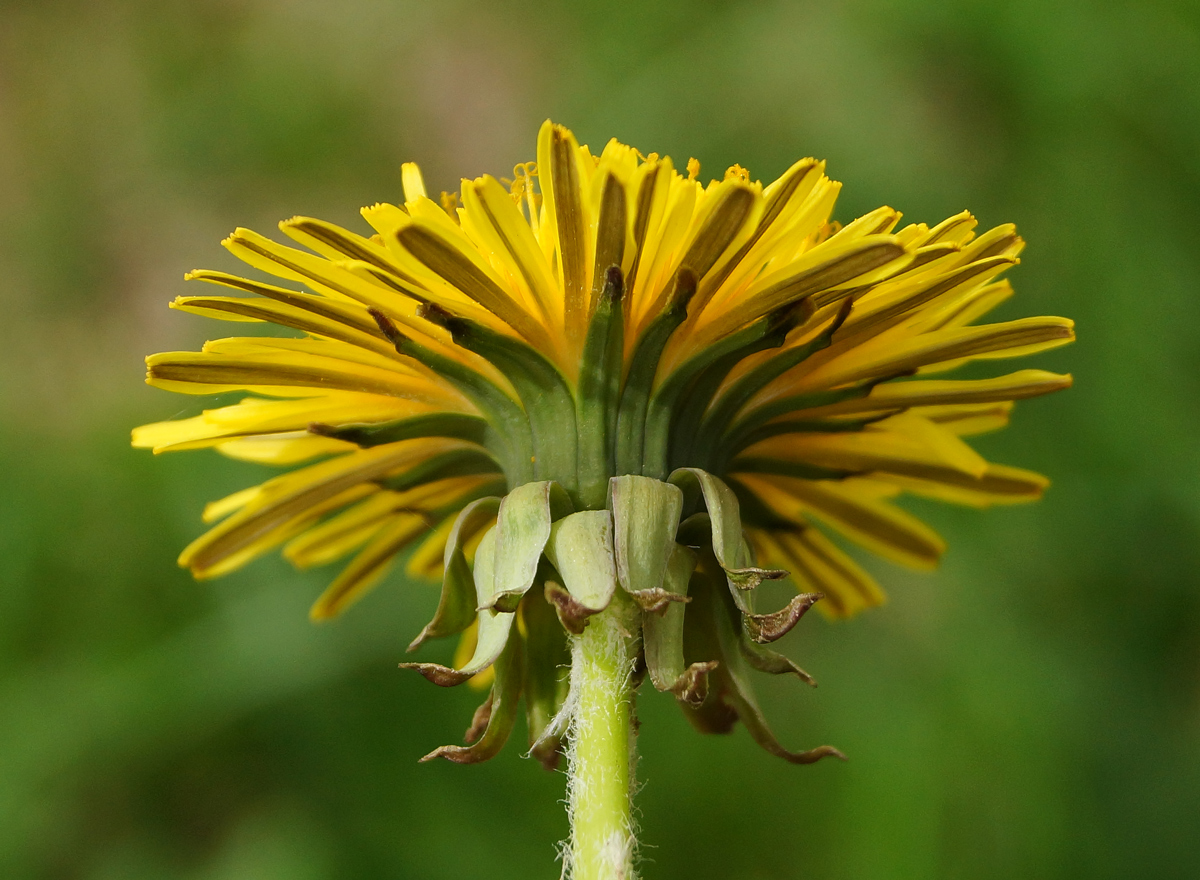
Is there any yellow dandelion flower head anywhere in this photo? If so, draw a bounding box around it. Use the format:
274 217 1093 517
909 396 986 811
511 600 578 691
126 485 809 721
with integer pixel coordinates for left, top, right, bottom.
135 121 1073 765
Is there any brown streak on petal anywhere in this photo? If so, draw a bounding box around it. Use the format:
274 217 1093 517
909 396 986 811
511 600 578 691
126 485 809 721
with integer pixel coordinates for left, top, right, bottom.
591 173 627 305
626 161 663 293
550 126 588 336
186 271 388 334
754 240 906 313
284 217 415 281
684 184 756 282
395 224 550 349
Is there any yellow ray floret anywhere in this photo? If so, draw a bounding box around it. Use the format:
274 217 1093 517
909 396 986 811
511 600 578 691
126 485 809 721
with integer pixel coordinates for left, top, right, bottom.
135 119 1073 625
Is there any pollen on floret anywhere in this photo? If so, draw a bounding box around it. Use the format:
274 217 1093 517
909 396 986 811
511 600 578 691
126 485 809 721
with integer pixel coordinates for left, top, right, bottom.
686 157 700 180
725 164 751 183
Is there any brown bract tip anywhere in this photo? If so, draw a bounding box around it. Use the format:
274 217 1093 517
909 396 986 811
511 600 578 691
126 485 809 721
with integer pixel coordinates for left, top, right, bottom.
670 661 719 707
397 661 472 687
543 582 597 635
781 744 847 765
368 308 406 348
603 264 625 301
416 301 455 328
744 592 823 644
629 588 691 615
726 565 789 591
671 266 699 310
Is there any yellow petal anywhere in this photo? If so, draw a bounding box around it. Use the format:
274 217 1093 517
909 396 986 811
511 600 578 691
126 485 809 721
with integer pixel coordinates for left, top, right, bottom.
394 218 556 353
180 439 467 576
404 512 458 580
202 486 262 523
215 433 355 465
401 162 427 202
537 120 595 351
309 513 431 620
734 474 945 570
171 296 398 360
187 484 378 579
915 402 1013 436
767 526 886 618
871 463 1050 508
921 211 977 246
285 491 410 568
740 413 988 482
695 234 910 347
787 316 1075 392
788 370 1074 417
146 347 465 405
461 175 560 329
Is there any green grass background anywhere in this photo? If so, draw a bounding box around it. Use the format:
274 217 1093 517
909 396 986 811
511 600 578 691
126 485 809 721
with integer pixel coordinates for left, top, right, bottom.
1 1 1198 877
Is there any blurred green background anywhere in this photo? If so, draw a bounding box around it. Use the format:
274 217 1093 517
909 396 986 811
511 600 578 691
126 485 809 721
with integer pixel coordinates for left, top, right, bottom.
2 1 1198 877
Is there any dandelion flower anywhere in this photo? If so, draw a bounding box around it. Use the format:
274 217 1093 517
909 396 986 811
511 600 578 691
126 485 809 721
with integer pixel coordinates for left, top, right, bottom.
135 121 1073 880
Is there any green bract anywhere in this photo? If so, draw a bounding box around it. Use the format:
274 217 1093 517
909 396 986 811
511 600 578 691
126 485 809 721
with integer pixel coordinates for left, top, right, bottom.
401 466 839 768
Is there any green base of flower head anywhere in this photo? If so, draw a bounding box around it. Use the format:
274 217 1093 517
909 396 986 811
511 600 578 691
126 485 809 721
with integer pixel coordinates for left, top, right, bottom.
400 467 842 768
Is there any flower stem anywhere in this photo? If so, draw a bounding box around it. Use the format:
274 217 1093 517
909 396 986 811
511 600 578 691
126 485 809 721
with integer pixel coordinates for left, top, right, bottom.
567 604 637 880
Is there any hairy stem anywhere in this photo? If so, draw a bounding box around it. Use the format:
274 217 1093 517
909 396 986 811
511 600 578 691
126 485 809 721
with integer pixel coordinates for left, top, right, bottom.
566 604 638 880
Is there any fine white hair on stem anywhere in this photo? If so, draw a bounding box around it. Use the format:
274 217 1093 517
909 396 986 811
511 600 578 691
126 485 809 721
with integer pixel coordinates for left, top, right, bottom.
561 607 640 880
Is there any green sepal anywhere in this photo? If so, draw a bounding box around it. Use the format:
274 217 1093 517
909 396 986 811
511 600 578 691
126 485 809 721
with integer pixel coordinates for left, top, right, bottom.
681 568 843 764
308 412 489 448
378 446 502 492
407 496 501 652
668 468 786 592
710 571 843 764
609 474 689 612
420 303 579 499
675 511 714 548
642 543 715 706
661 301 812 475
670 468 818 643
738 634 818 687
423 478 508 524
614 269 697 476
368 307 533 485
484 481 573 613
419 624 524 764
575 266 625 510
542 510 618 621
521 588 571 770
399 525 515 686
678 567 738 734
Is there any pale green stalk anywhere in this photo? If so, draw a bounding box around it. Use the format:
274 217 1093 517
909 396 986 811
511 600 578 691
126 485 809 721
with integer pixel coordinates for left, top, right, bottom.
566 604 638 880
